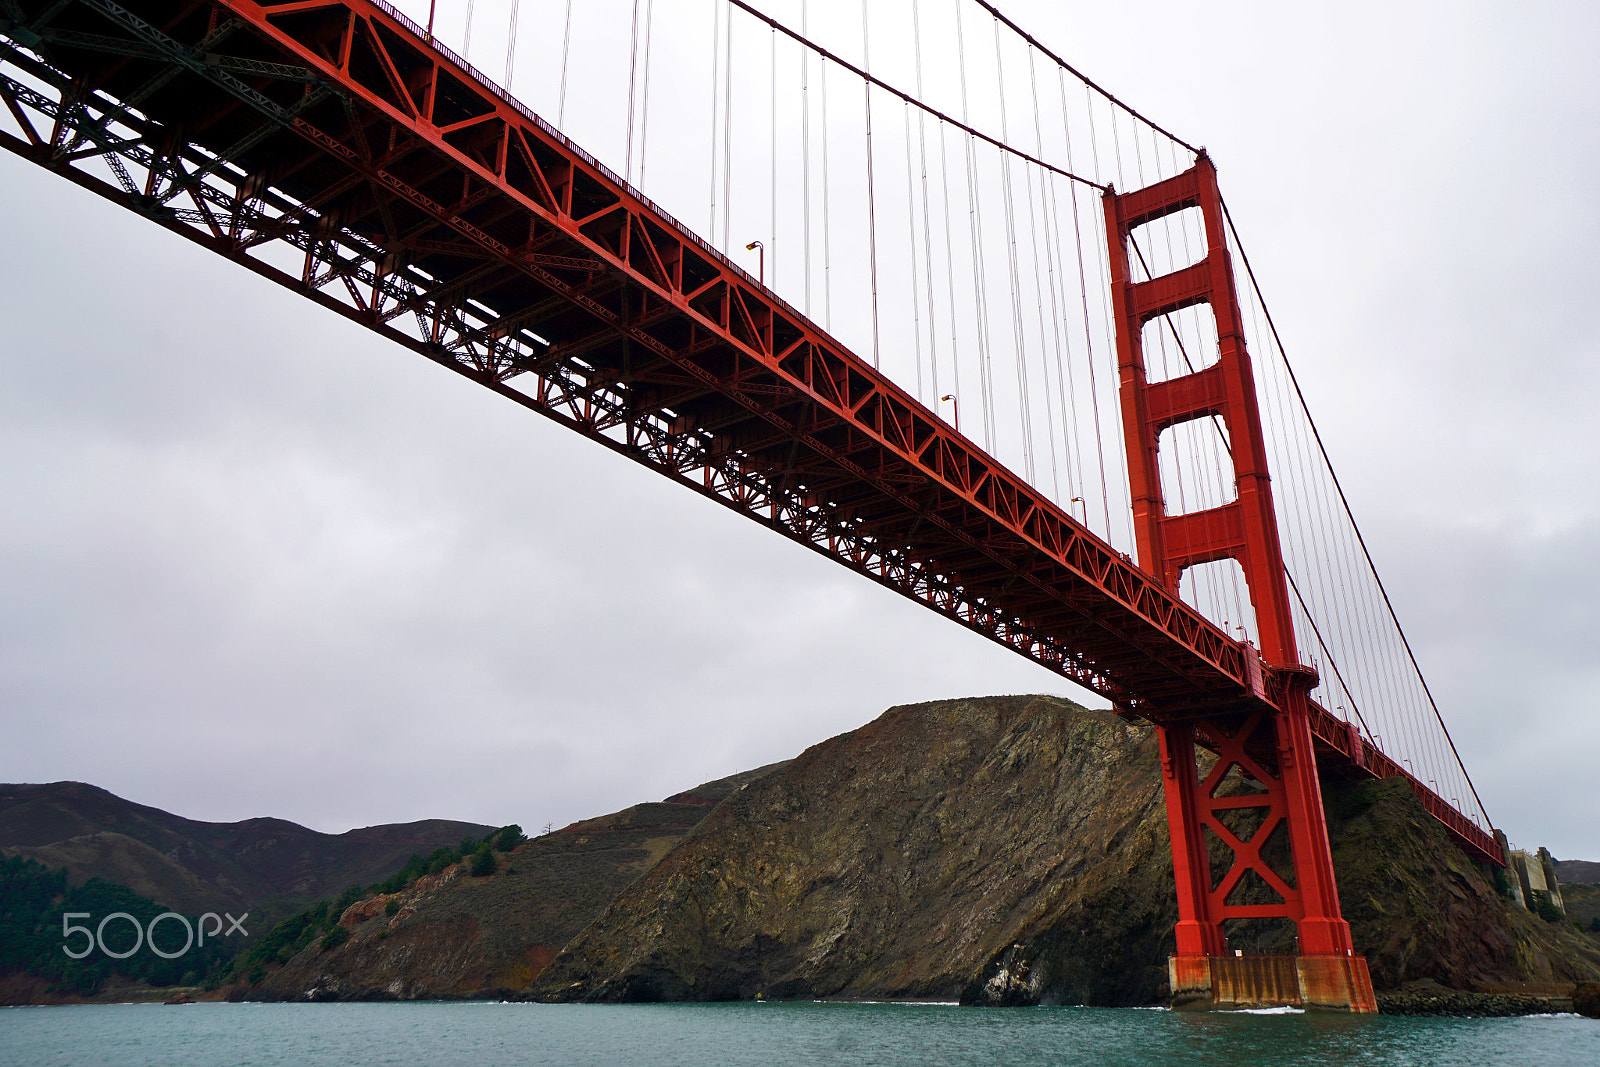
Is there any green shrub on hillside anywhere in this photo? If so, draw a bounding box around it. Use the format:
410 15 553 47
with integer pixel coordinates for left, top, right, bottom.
1530 890 1565 924
234 883 366 977
0 855 234 994
492 825 525 852
233 823 525 985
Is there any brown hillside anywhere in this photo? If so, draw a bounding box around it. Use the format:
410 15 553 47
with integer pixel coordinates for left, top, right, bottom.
248 765 787 1001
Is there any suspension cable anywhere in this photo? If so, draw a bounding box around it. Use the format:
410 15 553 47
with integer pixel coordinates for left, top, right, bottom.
721 0 1108 192
965 0 1198 156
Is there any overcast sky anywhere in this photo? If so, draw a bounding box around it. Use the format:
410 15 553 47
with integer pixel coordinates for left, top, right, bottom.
2 1 1596 863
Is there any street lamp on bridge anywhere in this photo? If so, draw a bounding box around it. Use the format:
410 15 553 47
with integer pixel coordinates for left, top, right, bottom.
939 394 959 432
745 241 764 287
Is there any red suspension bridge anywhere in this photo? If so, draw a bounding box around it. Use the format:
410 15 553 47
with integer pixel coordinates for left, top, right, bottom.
0 0 1502 1011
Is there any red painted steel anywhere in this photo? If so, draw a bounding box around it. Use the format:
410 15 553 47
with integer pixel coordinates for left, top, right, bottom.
0 0 1500 945
1104 158 1357 965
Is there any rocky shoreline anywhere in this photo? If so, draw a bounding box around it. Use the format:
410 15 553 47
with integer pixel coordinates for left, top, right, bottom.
1376 991 1573 1017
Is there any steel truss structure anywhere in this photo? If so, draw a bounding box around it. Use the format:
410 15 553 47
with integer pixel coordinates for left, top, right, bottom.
0 0 1497 926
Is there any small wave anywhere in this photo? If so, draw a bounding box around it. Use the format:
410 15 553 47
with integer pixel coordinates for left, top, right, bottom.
1235 1005 1304 1015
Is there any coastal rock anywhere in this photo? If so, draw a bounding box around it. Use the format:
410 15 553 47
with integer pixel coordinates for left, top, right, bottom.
535 696 1175 1004
1376 990 1569 1016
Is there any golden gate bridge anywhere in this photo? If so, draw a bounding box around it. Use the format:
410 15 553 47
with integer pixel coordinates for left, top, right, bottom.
0 0 1503 1011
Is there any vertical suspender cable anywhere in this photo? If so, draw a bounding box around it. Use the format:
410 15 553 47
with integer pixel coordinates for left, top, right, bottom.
638 0 656 186
954 0 994 451
722 3 733 248
708 0 722 243
904 100 924 398
557 0 573 127
939 119 963 430
1023 47 1063 500
992 16 1036 483
505 0 520 89
821 56 832 330
463 0 476 60
770 24 777 290
1079 81 1118 539
801 0 812 315
912 0 940 406
1045 74 1088 505
861 0 881 366
625 0 642 180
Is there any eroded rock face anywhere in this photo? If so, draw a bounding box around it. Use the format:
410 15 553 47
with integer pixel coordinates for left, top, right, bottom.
531 696 1600 1006
534 696 1176 1004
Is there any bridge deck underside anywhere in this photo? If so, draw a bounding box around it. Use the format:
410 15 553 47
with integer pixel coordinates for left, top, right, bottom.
0 0 1500 867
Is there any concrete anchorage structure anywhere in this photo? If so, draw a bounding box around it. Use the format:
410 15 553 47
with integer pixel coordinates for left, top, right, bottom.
1493 832 1567 914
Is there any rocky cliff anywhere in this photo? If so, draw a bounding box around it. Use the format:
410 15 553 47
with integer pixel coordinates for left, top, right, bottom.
533 695 1171 1004
532 696 1600 1005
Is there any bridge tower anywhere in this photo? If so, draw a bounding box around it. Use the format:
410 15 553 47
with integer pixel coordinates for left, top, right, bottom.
1103 156 1377 1012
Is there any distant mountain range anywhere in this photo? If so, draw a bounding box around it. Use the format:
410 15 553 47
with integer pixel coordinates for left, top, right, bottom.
1557 860 1600 885
0 781 494 937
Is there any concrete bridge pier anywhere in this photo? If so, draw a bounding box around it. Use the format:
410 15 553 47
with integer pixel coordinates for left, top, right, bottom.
1169 954 1378 1012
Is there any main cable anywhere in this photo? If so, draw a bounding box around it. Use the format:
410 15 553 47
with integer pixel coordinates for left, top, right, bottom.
721 0 1108 191
966 0 1198 155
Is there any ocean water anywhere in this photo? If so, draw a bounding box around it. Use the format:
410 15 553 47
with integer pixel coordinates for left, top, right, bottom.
2 1000 1597 1067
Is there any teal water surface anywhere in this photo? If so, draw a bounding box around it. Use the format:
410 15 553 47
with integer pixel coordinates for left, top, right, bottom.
3 1000 1597 1066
